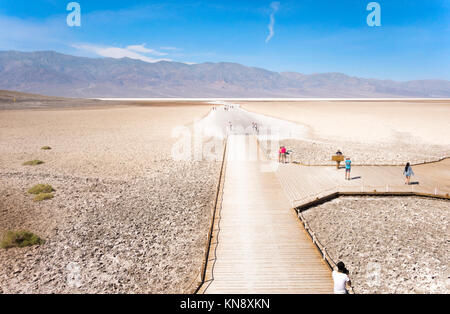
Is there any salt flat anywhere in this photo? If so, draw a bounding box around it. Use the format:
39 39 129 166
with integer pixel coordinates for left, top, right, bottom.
0 99 221 293
241 100 450 165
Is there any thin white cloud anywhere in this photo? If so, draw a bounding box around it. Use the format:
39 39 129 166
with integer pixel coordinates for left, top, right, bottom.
265 2 280 43
160 46 178 51
72 44 172 63
126 44 167 56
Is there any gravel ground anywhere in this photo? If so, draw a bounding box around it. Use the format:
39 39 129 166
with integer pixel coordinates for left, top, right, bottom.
0 102 222 294
302 196 449 294
0 162 220 294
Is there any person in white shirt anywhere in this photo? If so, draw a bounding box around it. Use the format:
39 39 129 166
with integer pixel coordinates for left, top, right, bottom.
332 261 351 294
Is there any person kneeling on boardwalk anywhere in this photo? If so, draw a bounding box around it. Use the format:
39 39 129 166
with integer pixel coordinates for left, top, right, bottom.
332 262 351 294
345 157 351 180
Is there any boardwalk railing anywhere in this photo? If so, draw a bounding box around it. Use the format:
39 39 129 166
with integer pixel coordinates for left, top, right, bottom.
296 209 355 294
289 156 450 167
291 184 449 208
256 139 449 167
186 138 228 294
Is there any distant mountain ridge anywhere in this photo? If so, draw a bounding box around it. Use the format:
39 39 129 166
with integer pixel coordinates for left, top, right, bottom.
0 50 449 98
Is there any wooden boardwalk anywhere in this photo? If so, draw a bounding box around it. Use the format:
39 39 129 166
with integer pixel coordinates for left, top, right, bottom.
198 135 333 294
197 133 449 294
277 159 450 206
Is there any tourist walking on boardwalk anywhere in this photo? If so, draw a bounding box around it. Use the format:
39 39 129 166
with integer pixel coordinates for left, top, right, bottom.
332 262 351 294
403 162 414 185
345 157 351 180
279 146 287 163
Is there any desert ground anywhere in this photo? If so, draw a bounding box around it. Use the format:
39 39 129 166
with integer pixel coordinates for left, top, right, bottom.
1 95 449 294
242 100 450 165
0 94 222 293
302 196 449 294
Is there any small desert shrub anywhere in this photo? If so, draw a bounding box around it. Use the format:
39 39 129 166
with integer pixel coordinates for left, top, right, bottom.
22 160 44 166
28 184 54 195
33 193 54 202
41 146 51 150
0 231 45 249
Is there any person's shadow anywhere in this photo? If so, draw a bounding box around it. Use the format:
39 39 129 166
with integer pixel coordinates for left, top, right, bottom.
351 176 362 180
409 181 420 185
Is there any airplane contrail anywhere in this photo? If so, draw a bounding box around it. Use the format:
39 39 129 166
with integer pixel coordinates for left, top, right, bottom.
265 2 280 43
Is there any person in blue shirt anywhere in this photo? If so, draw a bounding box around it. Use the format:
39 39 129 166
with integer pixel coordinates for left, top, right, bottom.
403 162 414 185
345 157 351 180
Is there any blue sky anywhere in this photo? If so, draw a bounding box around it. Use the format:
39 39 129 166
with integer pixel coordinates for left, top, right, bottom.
0 0 449 80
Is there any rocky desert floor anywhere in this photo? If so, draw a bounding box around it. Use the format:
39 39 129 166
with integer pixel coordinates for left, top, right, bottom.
0 98 223 293
243 100 450 165
302 196 449 294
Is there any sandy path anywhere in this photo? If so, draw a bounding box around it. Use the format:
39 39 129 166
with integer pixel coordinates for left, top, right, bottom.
197 102 307 140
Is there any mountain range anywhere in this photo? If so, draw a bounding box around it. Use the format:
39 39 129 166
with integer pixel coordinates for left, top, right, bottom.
0 50 449 98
